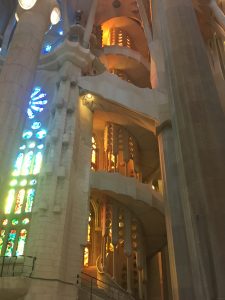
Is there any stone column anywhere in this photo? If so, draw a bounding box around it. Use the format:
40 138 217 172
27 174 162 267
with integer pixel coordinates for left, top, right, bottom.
157 123 203 300
0 0 59 193
160 0 225 298
25 62 94 300
83 0 98 48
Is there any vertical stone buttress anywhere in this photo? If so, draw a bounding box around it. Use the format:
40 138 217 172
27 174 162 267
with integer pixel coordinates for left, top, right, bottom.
24 62 93 300
160 0 225 299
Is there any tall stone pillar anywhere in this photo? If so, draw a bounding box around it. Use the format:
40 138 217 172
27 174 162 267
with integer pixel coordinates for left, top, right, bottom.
0 0 59 190
160 0 225 298
24 62 93 300
157 124 201 299
83 0 98 48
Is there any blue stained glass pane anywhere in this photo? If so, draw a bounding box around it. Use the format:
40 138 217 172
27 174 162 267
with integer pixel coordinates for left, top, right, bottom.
37 144 44 150
12 153 24 176
31 106 43 112
32 100 48 105
36 129 47 139
31 88 41 98
27 86 48 118
31 122 41 130
27 108 35 119
19 145 26 150
22 130 33 140
32 93 46 101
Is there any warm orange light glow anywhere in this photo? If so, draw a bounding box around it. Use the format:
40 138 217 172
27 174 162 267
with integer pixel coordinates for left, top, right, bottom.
102 28 111 46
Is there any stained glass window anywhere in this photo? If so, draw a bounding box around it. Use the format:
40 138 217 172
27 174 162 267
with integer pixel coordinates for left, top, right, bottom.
0 230 5 255
16 229 27 256
0 86 48 256
5 230 16 257
91 136 98 171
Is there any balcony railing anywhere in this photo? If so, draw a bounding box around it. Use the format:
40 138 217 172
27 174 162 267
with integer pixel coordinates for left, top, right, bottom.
0 256 36 278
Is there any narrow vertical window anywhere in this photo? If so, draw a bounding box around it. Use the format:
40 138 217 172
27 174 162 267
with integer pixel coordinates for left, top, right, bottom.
0 86 48 256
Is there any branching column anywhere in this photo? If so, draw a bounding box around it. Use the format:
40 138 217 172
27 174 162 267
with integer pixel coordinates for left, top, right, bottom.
0 0 58 189
160 0 225 298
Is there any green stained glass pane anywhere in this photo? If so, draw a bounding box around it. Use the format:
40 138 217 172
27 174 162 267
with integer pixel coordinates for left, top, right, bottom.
5 189 15 214
12 153 24 176
33 152 43 175
21 151 34 175
2 219 8 226
5 230 16 256
16 229 27 256
25 189 35 213
20 179 27 187
14 189 25 214
12 219 19 226
9 179 18 187
29 179 37 186
22 218 30 225
0 230 6 255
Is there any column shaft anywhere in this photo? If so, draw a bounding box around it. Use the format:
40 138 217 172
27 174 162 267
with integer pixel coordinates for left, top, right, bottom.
0 4 50 191
160 0 225 298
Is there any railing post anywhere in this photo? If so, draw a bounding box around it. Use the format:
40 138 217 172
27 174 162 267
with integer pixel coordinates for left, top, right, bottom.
90 278 93 300
0 256 4 277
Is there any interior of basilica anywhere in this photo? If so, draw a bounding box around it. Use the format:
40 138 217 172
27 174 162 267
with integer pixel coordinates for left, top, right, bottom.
0 0 224 299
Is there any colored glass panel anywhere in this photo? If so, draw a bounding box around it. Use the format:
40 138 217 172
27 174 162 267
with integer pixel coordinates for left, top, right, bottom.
21 151 34 175
12 153 24 176
2 219 8 226
9 179 18 187
16 229 27 256
5 189 15 214
36 129 47 139
25 189 35 213
33 152 43 175
5 230 16 256
37 144 44 150
29 179 37 186
14 189 25 214
31 122 41 130
0 230 5 255
22 218 30 225
20 179 27 187
12 219 19 226
22 130 33 140
28 142 36 149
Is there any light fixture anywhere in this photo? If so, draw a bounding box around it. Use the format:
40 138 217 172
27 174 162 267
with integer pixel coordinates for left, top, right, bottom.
50 7 61 25
84 93 94 101
59 30 64 36
82 93 95 111
18 0 37 10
